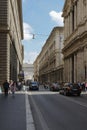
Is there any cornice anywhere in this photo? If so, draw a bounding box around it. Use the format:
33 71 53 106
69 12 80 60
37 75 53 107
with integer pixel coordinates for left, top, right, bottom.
17 0 23 39
62 31 87 57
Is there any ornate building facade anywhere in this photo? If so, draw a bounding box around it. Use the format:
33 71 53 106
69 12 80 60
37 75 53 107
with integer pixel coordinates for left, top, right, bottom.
62 0 87 82
34 27 64 83
23 63 34 82
0 0 24 84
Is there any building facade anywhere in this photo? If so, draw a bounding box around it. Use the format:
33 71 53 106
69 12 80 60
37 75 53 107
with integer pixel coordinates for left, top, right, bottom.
0 0 23 84
23 63 34 81
62 0 87 82
34 55 40 82
34 27 64 83
23 63 34 84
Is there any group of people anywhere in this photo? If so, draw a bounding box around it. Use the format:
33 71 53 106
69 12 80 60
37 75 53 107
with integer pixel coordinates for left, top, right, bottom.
81 81 87 91
3 80 16 96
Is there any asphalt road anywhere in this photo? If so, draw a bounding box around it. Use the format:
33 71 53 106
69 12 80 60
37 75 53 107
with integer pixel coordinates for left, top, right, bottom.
0 94 26 130
28 90 87 130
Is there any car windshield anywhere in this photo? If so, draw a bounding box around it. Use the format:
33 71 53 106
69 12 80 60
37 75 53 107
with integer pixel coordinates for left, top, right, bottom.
31 82 38 85
73 83 79 87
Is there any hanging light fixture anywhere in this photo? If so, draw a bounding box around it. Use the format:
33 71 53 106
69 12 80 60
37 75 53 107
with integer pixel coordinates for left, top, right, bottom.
32 34 35 39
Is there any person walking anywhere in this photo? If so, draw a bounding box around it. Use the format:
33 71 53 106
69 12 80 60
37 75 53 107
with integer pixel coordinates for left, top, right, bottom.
10 81 16 96
3 80 9 96
85 81 87 92
9 80 13 94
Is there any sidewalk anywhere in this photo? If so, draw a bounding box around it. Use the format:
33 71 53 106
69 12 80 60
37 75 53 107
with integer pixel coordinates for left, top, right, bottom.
0 92 35 130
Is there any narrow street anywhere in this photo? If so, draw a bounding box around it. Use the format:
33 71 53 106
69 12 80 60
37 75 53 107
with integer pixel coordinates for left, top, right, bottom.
28 88 87 130
0 87 87 130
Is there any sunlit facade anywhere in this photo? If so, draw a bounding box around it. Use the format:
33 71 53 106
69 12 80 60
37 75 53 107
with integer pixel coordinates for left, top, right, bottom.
62 0 87 82
34 27 64 83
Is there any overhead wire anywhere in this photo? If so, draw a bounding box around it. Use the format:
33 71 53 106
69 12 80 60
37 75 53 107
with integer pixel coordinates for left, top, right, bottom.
24 32 49 39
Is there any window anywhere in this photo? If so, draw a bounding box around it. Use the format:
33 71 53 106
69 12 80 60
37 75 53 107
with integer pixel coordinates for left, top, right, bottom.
72 5 74 31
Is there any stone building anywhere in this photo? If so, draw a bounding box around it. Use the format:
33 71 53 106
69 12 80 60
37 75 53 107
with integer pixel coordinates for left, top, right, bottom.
34 55 40 82
0 0 24 84
62 0 87 82
34 27 64 83
23 63 34 82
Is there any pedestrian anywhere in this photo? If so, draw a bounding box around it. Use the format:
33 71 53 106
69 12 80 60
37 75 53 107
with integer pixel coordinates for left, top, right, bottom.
81 81 85 91
9 80 13 94
10 81 16 96
85 81 87 92
77 81 81 87
3 80 9 96
0 85 2 94
18 81 22 90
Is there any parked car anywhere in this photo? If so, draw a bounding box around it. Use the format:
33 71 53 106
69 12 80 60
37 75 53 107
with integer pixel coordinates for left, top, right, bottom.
29 81 39 90
50 82 62 91
59 82 82 96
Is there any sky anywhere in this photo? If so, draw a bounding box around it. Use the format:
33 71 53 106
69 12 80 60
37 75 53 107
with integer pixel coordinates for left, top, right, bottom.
22 0 65 64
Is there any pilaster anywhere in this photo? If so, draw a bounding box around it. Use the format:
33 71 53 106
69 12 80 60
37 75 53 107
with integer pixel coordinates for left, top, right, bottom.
70 11 72 34
74 4 77 29
74 53 77 82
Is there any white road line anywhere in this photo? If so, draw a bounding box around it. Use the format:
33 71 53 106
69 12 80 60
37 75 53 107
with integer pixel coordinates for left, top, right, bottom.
25 92 35 130
30 95 50 130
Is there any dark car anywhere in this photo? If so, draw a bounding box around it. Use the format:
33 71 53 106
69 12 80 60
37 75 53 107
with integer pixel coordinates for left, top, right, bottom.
50 82 62 91
29 81 39 90
59 83 82 96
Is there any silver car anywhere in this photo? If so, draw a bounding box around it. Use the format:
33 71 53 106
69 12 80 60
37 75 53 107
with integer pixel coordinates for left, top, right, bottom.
29 81 39 90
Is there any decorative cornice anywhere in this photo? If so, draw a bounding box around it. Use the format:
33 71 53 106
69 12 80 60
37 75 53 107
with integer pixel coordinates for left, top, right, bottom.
62 31 87 58
17 0 23 39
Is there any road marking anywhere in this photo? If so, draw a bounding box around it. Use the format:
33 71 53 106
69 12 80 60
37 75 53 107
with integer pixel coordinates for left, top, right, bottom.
30 95 50 130
25 92 35 130
28 91 59 95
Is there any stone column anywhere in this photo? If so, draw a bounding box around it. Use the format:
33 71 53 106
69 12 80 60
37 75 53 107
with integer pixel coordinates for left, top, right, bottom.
69 57 72 83
81 0 83 21
68 58 70 82
65 19 66 40
66 17 68 38
84 47 87 80
7 35 10 81
69 13 71 34
64 59 67 82
84 0 86 19
74 4 77 29
77 1 79 25
74 53 77 82
78 0 81 24
67 14 70 36
70 11 72 34
64 19 66 40
67 58 69 82
77 50 84 82
86 0 87 19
